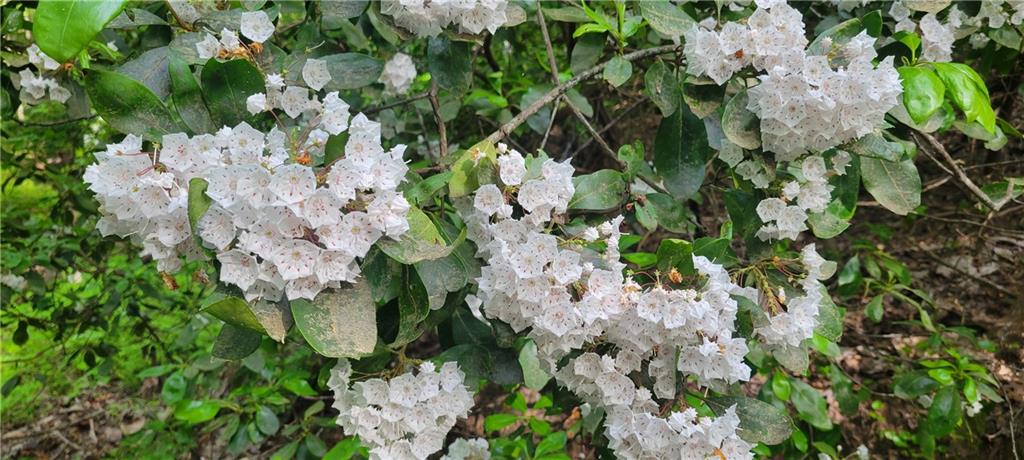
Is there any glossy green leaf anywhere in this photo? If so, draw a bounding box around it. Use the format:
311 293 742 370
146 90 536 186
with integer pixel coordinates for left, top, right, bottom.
201 58 264 128
860 156 921 216
899 66 946 124
932 62 996 134
484 413 518 432
174 400 221 424
654 95 708 200
169 56 216 134
926 385 962 437
201 291 266 333
569 169 628 211
33 0 127 63
866 295 884 322
392 265 431 346
117 47 172 100
894 370 939 399
570 33 605 75
772 371 792 401
85 69 184 141
291 281 377 358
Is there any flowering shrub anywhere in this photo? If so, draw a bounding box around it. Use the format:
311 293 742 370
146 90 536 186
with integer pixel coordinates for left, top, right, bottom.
2 0 1020 458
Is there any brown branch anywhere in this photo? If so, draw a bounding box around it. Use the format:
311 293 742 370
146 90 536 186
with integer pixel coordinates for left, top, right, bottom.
485 44 681 144
912 131 1000 211
428 81 448 158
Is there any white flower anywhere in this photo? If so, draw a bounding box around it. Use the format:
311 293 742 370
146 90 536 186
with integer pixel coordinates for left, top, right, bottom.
240 11 275 43
196 33 221 59
302 58 331 91
246 93 269 115
379 53 417 94
270 164 317 204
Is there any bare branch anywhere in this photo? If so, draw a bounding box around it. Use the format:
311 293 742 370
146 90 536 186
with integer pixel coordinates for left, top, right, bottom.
912 131 999 211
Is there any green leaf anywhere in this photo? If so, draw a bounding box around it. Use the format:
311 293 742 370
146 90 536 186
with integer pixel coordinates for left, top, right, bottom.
108 8 168 28
899 66 946 124
323 438 365 460
807 18 865 58
790 380 833 431
484 413 518 432
706 396 794 445
866 295 884 322
646 193 690 233
602 56 632 87
448 141 498 198
644 61 679 117
33 0 128 63
201 291 266 333
117 47 172 100
415 223 480 309
963 377 979 404
926 385 962 437
844 133 904 162
830 366 860 416
428 37 472 94
570 33 605 75
320 0 368 29
290 281 377 358
169 56 216 134
894 370 939 399
772 371 792 401
654 95 708 200
814 288 843 342
639 1 694 37
988 25 1023 50
862 10 883 37
187 177 213 252
84 69 184 141
932 62 996 134
212 323 262 360
860 156 921 216
161 372 187 405
569 169 628 211
282 376 318 397
256 405 280 435
392 265 430 346
721 89 761 150
518 340 551 390
535 432 567 456
927 368 955 386
544 6 591 23
378 207 464 264
174 400 221 424
270 440 300 460
320 53 384 91
201 58 264 128
682 79 725 118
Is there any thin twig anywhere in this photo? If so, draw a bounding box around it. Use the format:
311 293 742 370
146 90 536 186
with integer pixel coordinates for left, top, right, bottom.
486 44 681 144
428 81 448 158
913 131 1000 211
362 92 430 115
569 98 644 158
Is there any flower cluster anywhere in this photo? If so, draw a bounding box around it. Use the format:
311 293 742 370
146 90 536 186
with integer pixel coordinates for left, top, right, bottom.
196 11 274 60
754 244 836 350
686 0 902 159
85 57 409 302
381 0 509 37
380 53 417 94
328 360 475 460
462 148 769 458
17 44 70 104
754 155 843 241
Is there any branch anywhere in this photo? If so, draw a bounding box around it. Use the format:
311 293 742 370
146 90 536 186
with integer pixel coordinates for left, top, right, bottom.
428 81 448 158
912 131 1000 211
534 10 670 197
485 44 681 144
362 92 429 115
